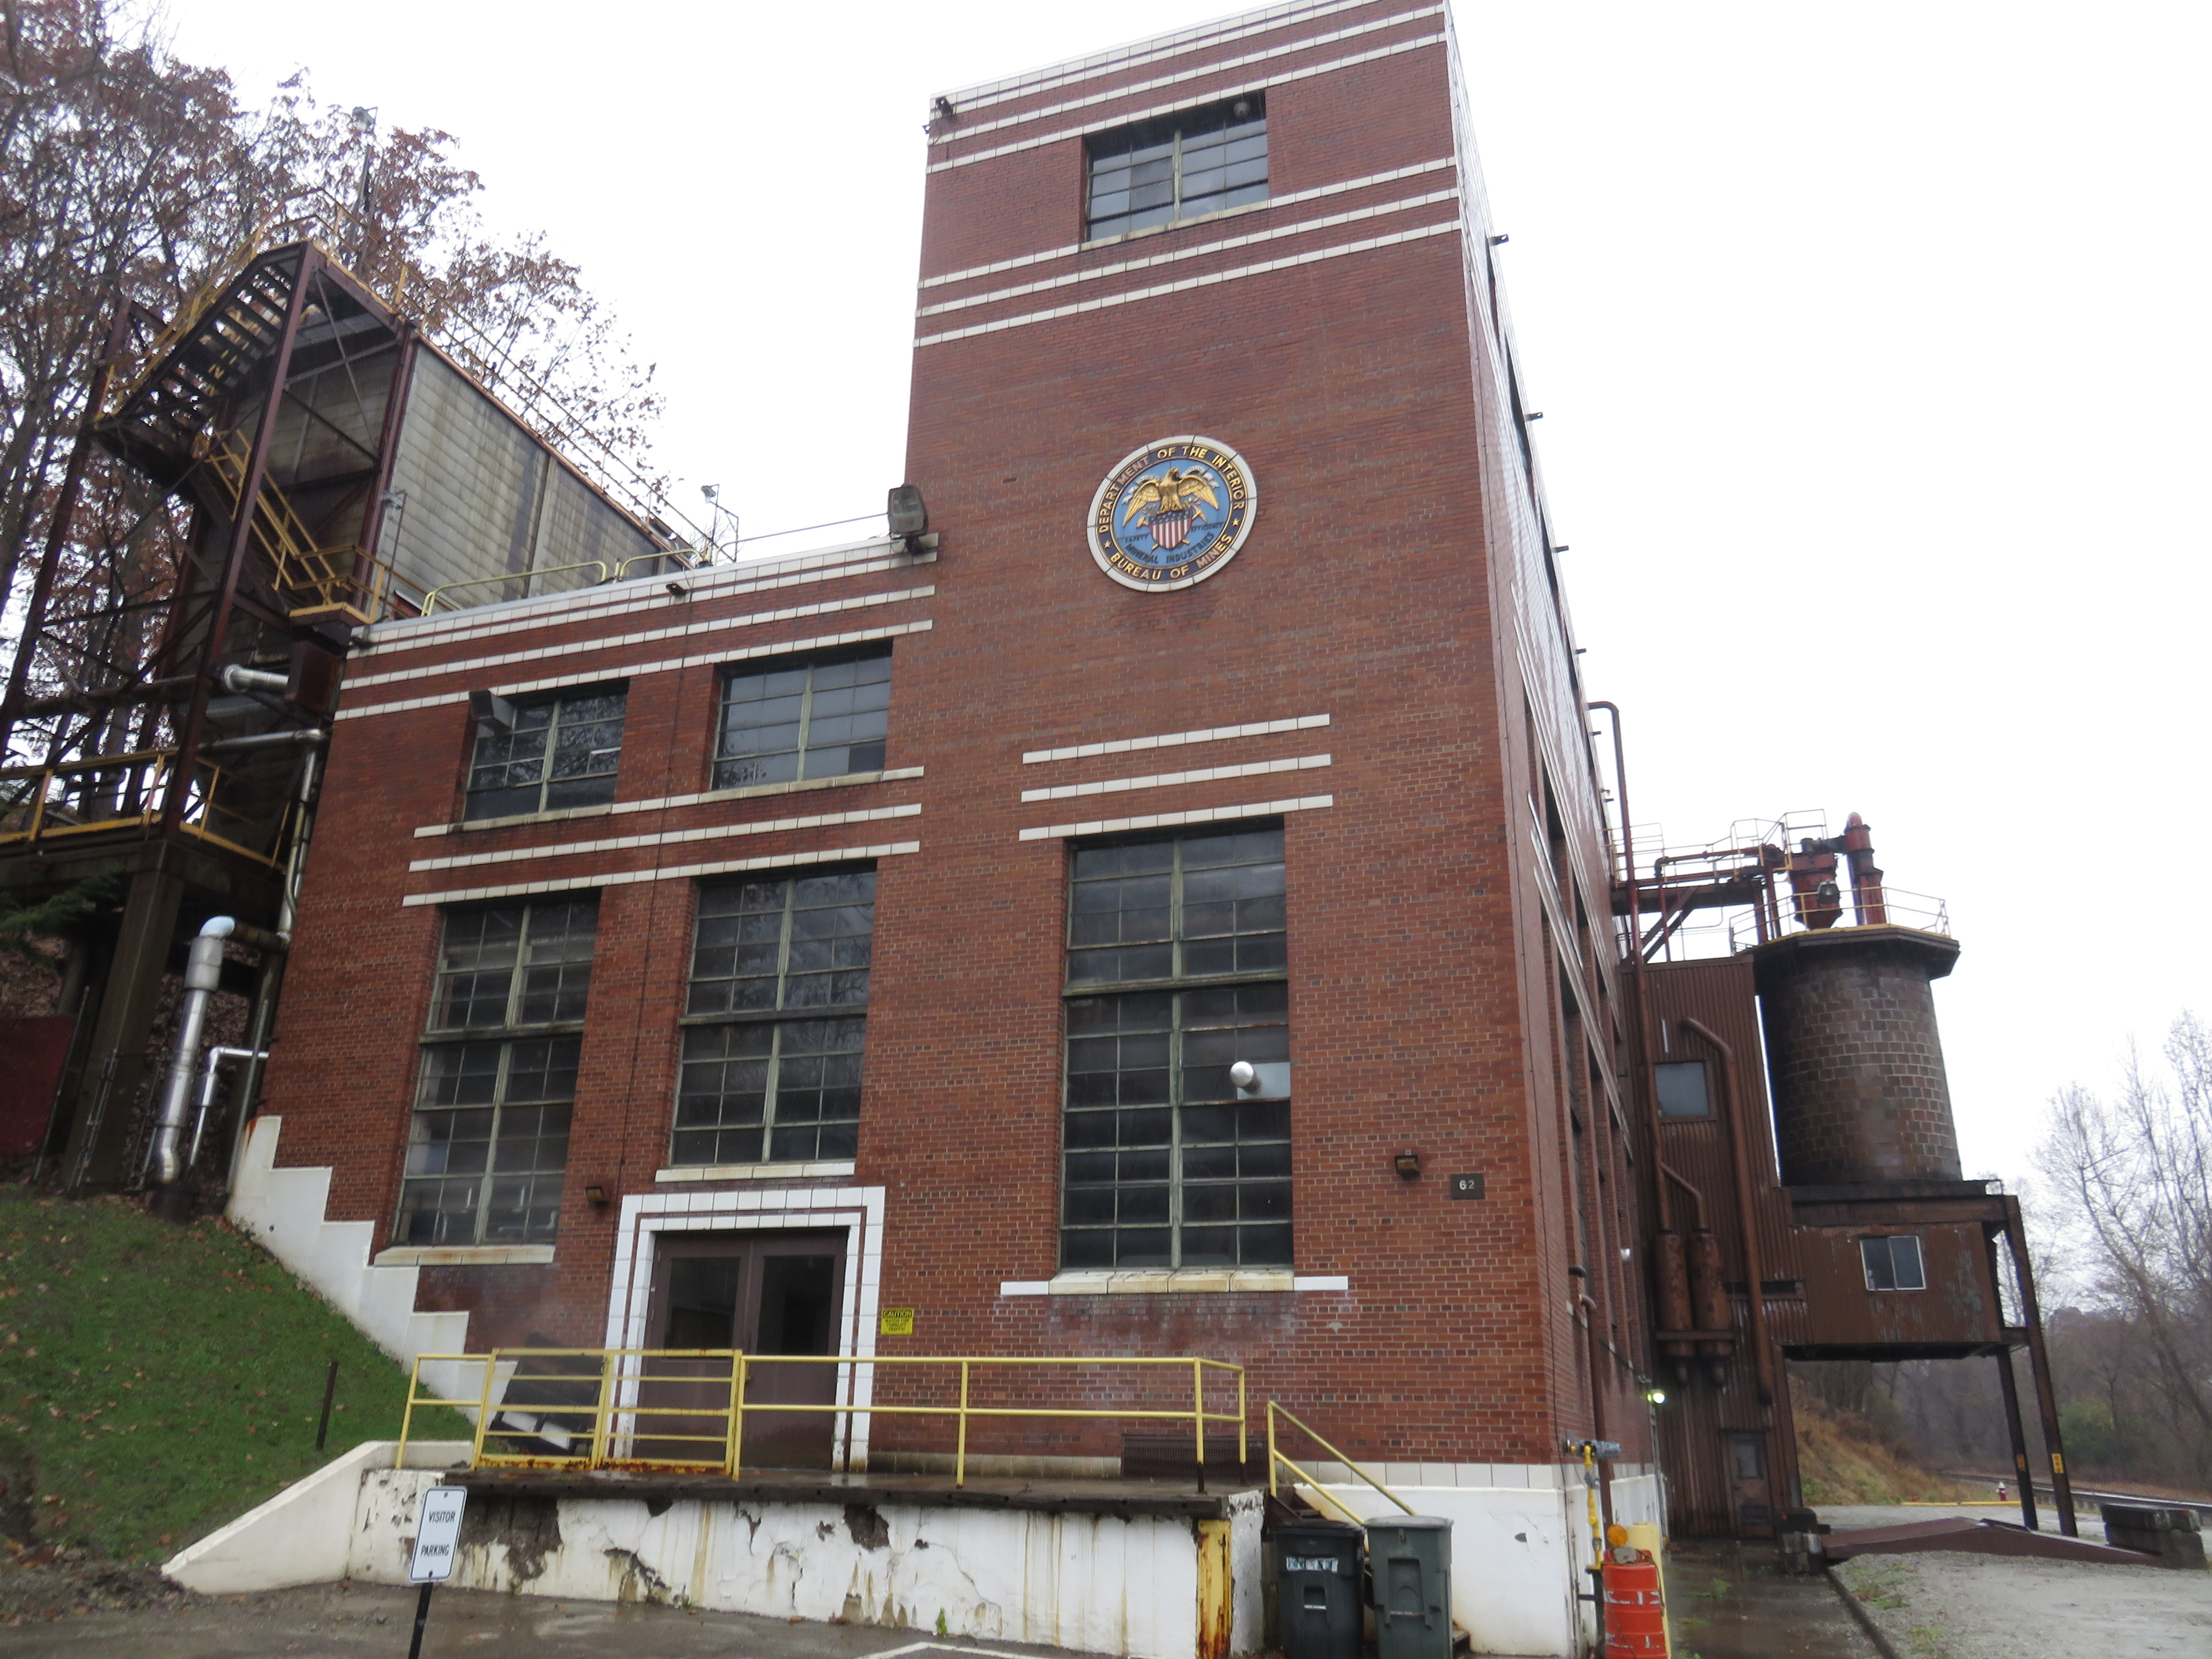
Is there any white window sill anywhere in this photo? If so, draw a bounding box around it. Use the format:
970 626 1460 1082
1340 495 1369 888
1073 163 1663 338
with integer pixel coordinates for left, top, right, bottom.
374 1245 555 1267
657 1160 858 1182
1000 1270 1349 1296
416 768 925 838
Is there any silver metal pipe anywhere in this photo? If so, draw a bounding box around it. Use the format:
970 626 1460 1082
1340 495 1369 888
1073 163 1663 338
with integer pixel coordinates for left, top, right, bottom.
188 1046 267 1170
152 920 231 1185
219 664 289 695
201 729 326 756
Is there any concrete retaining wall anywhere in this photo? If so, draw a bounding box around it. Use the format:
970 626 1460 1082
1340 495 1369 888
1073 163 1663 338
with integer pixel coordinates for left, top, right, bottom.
166 1442 1262 1659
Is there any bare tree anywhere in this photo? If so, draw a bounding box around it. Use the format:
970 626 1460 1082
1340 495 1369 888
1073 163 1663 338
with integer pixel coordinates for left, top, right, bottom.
0 0 663 712
2034 1012 2212 1484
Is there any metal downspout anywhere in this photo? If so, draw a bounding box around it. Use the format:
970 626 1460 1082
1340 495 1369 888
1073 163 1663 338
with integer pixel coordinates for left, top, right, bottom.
148 915 284 1217
222 742 321 1200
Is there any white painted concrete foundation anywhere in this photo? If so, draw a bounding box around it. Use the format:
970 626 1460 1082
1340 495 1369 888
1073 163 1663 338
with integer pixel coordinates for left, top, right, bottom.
1301 1465 1664 1657
167 1443 1262 1659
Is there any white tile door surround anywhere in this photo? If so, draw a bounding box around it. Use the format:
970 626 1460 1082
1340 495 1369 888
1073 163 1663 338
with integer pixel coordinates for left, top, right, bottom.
607 1185 888 1471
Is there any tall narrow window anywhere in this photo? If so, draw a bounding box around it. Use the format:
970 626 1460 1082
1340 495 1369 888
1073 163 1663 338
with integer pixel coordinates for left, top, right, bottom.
673 867 876 1166
714 647 890 791
1061 826 1291 1269
1086 96 1268 241
465 687 626 820
397 897 598 1245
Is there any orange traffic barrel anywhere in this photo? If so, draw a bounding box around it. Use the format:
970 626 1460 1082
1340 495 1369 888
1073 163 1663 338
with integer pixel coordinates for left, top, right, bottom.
1601 1551 1669 1658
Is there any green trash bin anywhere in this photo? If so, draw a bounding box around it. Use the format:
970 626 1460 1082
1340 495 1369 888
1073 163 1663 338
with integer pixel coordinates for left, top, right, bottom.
1274 1517 1365 1659
1368 1515 1453 1659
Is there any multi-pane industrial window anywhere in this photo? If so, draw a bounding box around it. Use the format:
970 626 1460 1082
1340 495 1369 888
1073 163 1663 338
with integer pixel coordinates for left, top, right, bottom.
1061 827 1291 1270
673 868 876 1166
1860 1235 1927 1292
713 647 890 791
396 898 598 1245
1086 96 1267 241
465 688 626 821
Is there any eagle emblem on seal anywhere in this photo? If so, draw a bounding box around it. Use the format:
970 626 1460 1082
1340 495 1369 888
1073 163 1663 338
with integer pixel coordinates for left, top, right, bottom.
1088 437 1257 592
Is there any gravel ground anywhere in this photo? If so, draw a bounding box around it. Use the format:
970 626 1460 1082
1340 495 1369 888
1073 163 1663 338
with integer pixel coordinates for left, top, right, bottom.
1831 1541 2212 1659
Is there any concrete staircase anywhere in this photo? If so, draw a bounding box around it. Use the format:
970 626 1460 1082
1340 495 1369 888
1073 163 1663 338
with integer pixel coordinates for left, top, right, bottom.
227 1115 470 1380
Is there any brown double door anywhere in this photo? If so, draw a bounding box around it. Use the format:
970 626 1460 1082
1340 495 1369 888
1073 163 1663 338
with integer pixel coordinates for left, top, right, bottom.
642 1230 846 1469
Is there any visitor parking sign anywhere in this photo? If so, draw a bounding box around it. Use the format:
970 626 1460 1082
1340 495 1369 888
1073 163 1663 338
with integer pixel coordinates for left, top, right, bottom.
408 1487 468 1583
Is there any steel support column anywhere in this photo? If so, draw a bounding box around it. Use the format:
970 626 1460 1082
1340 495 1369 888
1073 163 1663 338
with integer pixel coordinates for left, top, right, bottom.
1994 1346 2040 1533
58 852 185 1187
2001 1195 2077 1535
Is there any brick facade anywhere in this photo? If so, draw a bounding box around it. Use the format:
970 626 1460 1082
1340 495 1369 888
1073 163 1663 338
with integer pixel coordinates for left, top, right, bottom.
255 0 1642 1472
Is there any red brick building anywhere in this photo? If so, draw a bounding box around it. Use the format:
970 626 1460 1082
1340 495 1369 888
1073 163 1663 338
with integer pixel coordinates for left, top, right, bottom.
236 2 1654 1632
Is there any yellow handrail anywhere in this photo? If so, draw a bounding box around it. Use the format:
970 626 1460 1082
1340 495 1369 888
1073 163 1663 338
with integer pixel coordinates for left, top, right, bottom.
1265 1399 1418 1520
398 1348 1249 1486
422 561 610 615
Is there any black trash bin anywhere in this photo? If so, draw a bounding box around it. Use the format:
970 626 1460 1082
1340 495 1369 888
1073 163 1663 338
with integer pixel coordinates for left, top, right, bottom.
1274 1517 1365 1659
1368 1514 1453 1659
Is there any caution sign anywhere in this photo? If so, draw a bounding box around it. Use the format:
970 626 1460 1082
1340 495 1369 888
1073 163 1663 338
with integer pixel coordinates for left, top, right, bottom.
409 1486 468 1584
878 1307 915 1336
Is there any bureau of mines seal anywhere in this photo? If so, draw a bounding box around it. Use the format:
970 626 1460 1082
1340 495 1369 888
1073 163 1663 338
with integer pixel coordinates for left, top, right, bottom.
1087 435 1257 592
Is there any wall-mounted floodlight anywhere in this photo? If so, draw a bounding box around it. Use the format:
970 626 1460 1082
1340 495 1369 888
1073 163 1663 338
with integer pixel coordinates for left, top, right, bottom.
469 689 516 738
1489 233 1509 247
1394 1148 1422 1180
887 484 929 538
665 581 691 600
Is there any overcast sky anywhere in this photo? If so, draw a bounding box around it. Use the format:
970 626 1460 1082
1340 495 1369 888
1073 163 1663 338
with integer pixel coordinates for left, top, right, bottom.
166 0 2212 1189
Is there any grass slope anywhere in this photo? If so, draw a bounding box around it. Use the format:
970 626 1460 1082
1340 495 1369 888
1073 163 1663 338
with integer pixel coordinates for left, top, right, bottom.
1793 1389 1977 1505
0 1185 466 1562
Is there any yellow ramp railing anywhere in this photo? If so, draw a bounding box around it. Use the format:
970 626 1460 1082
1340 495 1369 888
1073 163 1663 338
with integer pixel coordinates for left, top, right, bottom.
1264 1399 1418 1525
400 1348 1247 1487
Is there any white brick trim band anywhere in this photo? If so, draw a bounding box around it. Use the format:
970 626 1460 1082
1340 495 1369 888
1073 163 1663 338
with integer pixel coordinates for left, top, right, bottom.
940 6 1444 142
348 586 934 691
935 0 1391 112
408 803 922 873
914 221 1460 347
1024 713 1328 764
400 841 920 907
927 32 1446 171
1016 795 1333 842
919 191 1457 317
338 620 933 721
1021 753 1330 804
919 159 1453 289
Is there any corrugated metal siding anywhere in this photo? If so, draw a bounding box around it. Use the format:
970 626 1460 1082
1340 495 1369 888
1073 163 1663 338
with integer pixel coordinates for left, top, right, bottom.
1639 956 1804 1536
387 351 653 605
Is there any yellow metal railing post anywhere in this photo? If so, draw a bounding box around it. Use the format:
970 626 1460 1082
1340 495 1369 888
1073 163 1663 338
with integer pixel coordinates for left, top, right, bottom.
589 1349 616 1469
1237 1369 1248 1470
1193 1358 1206 1482
956 1360 971 1487
730 1352 748 1477
723 1351 745 1476
398 1356 423 1467
470 1352 498 1467
1266 1400 1280 1497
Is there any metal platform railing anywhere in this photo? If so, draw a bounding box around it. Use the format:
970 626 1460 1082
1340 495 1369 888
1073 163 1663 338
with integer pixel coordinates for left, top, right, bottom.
0 747 293 866
398 1348 1248 1486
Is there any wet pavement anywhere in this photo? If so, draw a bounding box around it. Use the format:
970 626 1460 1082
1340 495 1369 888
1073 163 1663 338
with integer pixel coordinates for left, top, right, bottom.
1661 1540 1878 1659
0 1578 1096 1659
